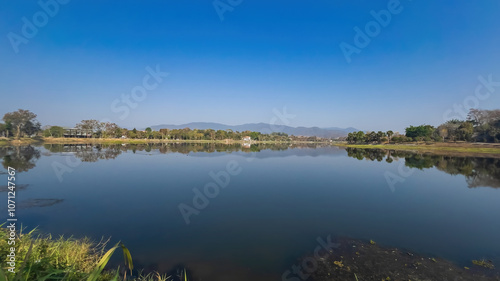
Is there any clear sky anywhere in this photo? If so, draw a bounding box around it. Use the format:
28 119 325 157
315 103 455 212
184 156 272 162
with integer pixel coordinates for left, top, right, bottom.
1 0 500 132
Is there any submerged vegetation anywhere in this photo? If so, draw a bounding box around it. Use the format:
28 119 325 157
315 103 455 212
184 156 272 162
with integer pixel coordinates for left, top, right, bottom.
473 259 496 269
310 238 499 281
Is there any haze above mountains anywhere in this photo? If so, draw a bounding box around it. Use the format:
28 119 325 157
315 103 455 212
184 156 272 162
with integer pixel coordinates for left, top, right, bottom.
147 122 358 138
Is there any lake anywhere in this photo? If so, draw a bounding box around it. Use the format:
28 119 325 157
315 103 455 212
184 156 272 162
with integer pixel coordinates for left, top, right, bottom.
1 144 500 281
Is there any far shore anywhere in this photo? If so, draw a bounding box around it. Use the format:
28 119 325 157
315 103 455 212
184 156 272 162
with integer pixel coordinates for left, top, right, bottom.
2 137 500 155
334 142 500 156
0 137 327 146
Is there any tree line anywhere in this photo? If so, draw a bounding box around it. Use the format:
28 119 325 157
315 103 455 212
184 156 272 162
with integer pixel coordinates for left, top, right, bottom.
61 120 306 142
2 108 499 143
346 108 500 144
0 109 324 142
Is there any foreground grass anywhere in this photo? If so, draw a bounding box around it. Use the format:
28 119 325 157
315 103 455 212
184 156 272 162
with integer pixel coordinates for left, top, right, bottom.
0 226 177 281
334 142 500 155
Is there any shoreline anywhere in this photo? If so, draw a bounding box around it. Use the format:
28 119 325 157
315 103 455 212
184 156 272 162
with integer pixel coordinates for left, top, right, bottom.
333 142 500 156
310 237 499 281
0 137 326 146
2 137 500 155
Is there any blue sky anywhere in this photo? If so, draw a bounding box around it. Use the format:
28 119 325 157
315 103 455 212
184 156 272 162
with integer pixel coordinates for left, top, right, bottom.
1 0 500 132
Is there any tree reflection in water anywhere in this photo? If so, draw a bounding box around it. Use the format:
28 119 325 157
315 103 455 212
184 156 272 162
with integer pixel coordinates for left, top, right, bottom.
7 144 498 188
0 146 41 172
43 142 321 156
345 147 500 188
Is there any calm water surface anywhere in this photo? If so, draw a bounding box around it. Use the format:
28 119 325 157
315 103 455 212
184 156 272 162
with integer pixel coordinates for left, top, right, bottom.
1 144 499 281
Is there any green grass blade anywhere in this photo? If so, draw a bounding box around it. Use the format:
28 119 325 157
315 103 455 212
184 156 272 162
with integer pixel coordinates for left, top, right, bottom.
27 227 38 236
13 242 33 281
120 243 134 273
38 270 66 281
86 243 119 281
0 267 8 281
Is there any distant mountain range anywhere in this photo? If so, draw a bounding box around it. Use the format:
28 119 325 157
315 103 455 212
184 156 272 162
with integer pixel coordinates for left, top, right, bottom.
147 122 358 138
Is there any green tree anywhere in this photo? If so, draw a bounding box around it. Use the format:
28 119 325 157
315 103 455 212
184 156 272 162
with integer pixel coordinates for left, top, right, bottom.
376 131 386 143
249 131 260 140
24 121 41 137
2 109 39 139
127 129 137 139
47 126 65 137
439 120 462 141
145 127 152 138
215 130 228 140
205 129 215 140
0 123 6 137
136 130 146 139
366 131 376 143
405 125 435 141
151 131 162 139
346 132 354 143
355 131 366 143
386 130 394 142
5 121 13 137
458 121 474 141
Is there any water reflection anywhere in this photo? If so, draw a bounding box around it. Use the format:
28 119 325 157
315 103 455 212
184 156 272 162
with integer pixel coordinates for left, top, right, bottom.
43 144 122 162
42 142 325 157
345 147 500 188
0 146 40 172
3 144 500 189
3 143 500 280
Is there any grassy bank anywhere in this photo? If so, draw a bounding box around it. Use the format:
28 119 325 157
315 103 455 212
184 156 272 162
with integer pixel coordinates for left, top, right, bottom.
334 142 500 155
0 226 173 281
